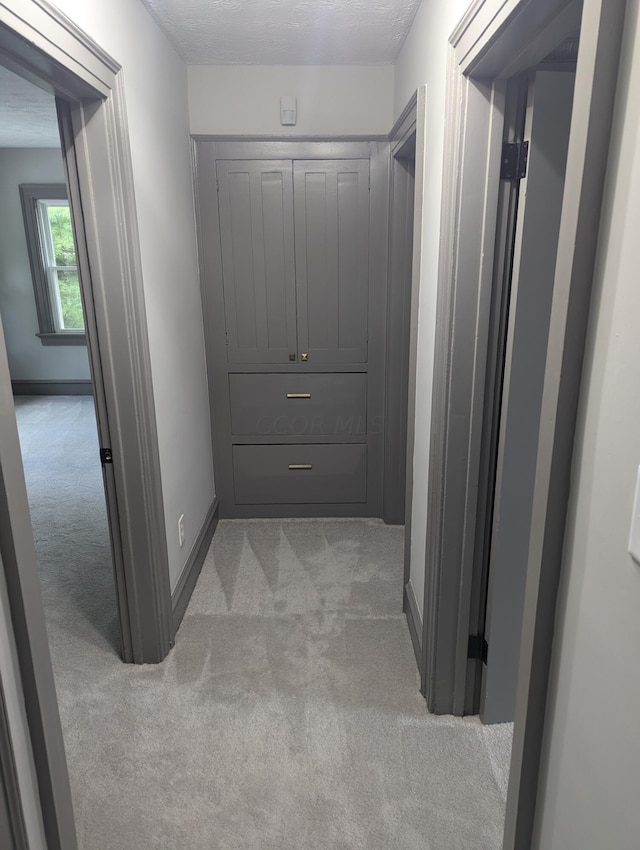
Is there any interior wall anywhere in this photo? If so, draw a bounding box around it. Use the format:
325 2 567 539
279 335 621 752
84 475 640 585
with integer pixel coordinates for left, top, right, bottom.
533 1 640 845
188 65 394 136
0 147 90 382
49 0 215 591
393 0 473 617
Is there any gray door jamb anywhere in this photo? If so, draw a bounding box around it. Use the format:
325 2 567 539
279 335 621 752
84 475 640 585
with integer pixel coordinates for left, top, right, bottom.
424 0 625 847
0 663 30 849
0 319 77 849
0 3 177 846
385 94 417 529
503 2 626 846
0 0 173 666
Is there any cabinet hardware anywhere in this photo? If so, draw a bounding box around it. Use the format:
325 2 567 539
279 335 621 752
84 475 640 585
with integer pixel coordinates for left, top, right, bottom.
301 353 308 362
286 393 311 399
288 464 313 470
289 353 296 361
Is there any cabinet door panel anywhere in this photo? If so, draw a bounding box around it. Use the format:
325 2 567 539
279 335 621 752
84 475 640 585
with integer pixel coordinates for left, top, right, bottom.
217 160 297 364
294 160 370 364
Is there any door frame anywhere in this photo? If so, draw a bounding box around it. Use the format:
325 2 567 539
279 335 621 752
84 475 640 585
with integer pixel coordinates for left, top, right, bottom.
423 0 626 846
385 89 429 662
0 1 177 845
0 0 173 665
0 647 30 850
384 92 418 529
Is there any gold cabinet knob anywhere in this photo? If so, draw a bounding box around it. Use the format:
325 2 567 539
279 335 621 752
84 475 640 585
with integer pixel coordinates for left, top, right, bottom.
289 352 296 362
301 353 308 362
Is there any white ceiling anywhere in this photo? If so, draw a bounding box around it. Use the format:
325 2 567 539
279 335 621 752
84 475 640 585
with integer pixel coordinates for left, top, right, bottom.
0 66 60 148
140 0 422 65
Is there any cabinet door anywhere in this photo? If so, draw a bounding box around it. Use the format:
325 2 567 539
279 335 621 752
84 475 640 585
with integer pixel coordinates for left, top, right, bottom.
293 160 370 364
217 160 297 364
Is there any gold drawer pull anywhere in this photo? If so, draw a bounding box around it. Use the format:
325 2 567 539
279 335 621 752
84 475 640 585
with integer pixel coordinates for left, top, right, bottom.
288 464 313 471
286 393 311 399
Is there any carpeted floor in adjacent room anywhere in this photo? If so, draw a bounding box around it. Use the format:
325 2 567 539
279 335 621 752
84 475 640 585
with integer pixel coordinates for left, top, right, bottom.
15 395 513 850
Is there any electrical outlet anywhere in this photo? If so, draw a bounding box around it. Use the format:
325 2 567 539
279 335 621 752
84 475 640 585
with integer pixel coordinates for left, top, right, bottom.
178 514 185 548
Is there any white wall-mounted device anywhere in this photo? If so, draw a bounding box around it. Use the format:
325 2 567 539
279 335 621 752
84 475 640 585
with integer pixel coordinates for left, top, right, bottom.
280 95 297 126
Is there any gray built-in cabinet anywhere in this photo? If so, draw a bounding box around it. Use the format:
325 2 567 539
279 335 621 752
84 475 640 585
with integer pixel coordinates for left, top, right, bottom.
194 140 389 518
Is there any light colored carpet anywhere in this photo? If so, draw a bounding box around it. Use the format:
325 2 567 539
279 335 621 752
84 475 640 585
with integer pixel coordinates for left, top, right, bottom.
15 397 513 850
14 395 120 654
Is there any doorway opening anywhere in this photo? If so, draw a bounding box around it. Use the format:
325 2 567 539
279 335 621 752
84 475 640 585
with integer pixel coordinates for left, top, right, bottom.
421 0 625 846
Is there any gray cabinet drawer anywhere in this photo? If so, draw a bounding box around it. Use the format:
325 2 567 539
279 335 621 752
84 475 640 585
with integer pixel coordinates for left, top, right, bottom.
229 373 367 436
233 444 367 504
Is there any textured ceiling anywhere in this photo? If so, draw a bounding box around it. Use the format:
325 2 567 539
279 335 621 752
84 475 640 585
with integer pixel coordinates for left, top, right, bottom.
140 0 422 65
0 66 59 148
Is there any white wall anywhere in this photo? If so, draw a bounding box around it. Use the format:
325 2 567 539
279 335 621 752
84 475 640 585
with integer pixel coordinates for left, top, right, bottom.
50 0 215 590
534 1 640 846
0 147 90 382
393 0 472 616
188 65 394 136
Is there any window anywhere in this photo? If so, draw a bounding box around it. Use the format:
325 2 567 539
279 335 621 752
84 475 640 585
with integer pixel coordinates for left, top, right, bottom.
20 183 86 345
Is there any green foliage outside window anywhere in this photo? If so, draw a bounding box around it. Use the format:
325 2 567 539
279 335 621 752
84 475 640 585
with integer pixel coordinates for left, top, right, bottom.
47 205 84 330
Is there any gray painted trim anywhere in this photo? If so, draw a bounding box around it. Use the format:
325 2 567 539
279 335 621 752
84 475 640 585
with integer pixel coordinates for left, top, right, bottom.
18 183 70 340
466 76 528 718
505 2 626 846
36 333 86 346
384 113 416 526
194 139 375 161
389 92 418 144
0 319 77 850
429 1 626 849
403 580 422 670
450 0 582 78
1 1 174 668
367 142 391 519
59 90 174 665
0 0 117 97
401 86 427 592
0 676 29 850
191 134 389 144
424 0 594 716
0 3 178 847
423 69 505 716
172 499 219 633
54 100 134 667
11 380 92 396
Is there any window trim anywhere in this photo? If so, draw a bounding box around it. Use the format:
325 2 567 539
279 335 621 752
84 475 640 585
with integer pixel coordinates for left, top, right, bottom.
19 183 86 346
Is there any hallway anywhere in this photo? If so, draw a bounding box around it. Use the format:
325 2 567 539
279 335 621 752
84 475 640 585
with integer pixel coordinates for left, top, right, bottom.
52 518 511 849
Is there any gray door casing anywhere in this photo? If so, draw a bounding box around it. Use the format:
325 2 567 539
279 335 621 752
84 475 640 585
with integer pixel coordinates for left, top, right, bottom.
384 100 416 529
0 0 194 846
481 69 576 725
0 659 30 849
427 1 626 848
0 2 176 668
